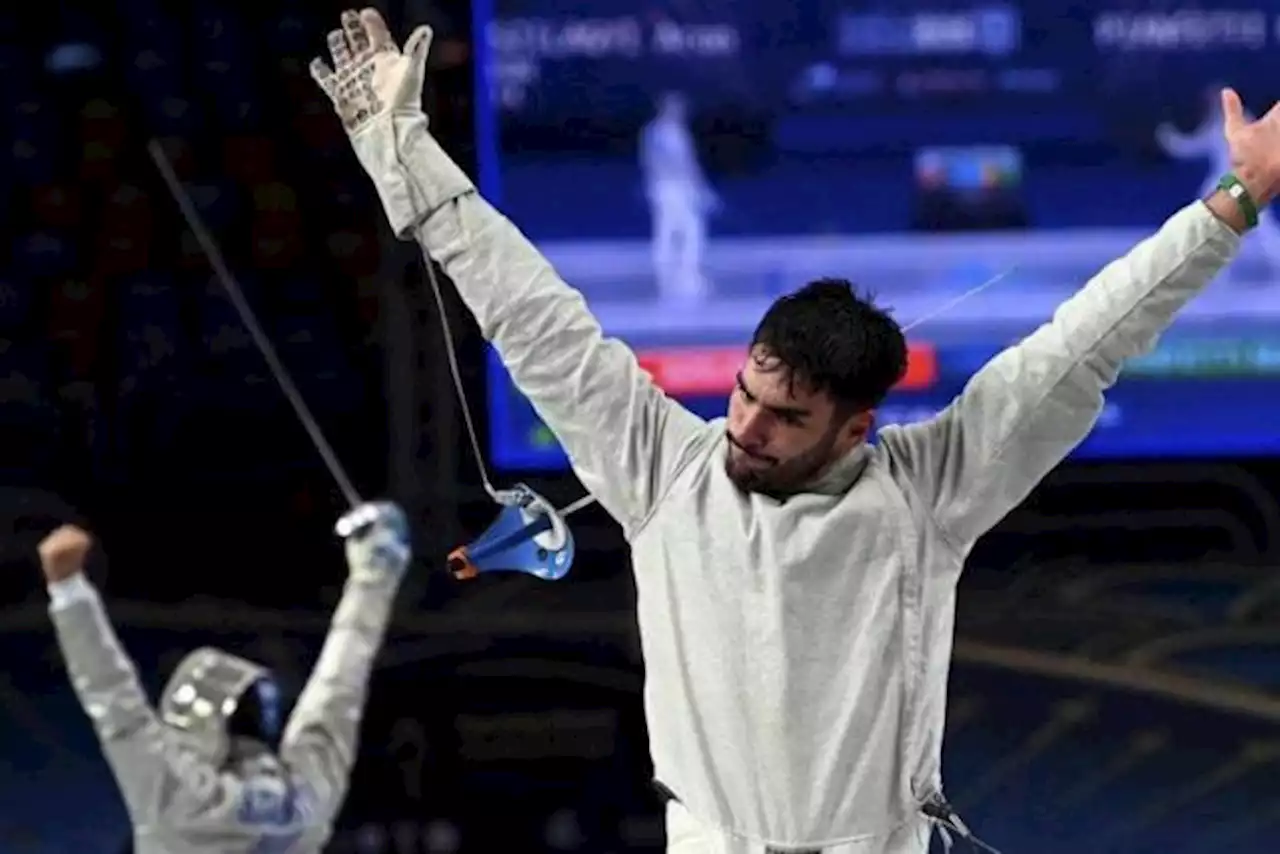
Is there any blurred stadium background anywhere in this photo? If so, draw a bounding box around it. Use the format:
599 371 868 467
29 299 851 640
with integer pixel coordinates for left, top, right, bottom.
0 1 1277 852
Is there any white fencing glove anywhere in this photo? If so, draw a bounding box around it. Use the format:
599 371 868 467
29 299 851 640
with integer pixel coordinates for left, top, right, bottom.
309 9 470 237
335 501 411 581
308 8 432 137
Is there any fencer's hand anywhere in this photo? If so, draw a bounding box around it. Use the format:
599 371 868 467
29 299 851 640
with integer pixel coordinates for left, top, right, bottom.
1220 88 1280 205
336 501 412 580
37 524 93 583
309 8 433 136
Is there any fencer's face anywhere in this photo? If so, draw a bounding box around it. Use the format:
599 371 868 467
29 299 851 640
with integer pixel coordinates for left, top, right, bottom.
724 346 870 494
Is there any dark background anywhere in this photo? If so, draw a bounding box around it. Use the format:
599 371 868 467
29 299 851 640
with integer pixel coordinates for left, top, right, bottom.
0 1 1277 853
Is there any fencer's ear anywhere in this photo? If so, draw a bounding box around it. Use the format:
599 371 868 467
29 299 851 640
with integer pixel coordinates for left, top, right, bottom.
859 409 875 439
840 408 874 445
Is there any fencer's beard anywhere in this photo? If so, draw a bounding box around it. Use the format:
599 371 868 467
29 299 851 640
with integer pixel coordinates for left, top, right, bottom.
724 426 842 496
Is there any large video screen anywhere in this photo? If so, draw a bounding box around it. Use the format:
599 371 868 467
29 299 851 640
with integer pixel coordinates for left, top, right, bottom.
477 0 1280 470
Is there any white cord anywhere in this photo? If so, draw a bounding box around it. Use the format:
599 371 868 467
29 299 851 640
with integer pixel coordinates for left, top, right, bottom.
902 268 1016 333
422 260 598 517
422 259 502 502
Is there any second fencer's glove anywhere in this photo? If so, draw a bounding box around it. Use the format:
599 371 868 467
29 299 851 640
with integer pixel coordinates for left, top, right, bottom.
335 501 411 581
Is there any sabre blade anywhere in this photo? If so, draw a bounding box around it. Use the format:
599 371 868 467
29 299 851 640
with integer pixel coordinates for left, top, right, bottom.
147 139 363 509
902 268 1016 333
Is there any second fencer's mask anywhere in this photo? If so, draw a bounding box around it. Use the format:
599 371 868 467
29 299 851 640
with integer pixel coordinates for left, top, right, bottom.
160 647 283 765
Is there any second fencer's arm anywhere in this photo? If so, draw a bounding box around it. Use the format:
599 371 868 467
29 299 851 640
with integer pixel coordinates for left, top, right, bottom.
278 503 409 822
42 526 219 821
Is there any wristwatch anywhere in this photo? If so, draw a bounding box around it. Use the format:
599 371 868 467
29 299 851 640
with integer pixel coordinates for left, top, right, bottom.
1216 172 1259 230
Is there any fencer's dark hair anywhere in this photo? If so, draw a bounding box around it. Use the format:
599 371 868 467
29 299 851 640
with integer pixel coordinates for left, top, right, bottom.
750 278 908 410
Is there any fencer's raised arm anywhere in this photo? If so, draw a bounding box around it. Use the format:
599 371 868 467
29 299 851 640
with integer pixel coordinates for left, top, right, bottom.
43 526 224 824
311 11 708 536
278 502 410 822
878 190 1250 556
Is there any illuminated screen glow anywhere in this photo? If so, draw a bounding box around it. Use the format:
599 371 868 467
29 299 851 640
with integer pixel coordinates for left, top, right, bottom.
475 1 1280 469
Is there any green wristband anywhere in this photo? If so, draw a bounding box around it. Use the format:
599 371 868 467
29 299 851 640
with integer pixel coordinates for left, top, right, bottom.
1217 172 1259 230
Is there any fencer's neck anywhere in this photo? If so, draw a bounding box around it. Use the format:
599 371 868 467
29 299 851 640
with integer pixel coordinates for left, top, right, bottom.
802 443 870 496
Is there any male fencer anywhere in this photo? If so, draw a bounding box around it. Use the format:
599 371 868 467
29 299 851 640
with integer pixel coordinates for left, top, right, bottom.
42 501 410 853
1157 83 1280 275
639 91 717 304
311 10 1280 853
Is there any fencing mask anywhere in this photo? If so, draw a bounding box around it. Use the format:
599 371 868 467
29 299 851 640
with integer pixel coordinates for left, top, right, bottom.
160 647 282 764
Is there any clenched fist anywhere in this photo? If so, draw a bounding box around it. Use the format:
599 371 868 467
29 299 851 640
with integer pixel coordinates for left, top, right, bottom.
37 525 93 583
